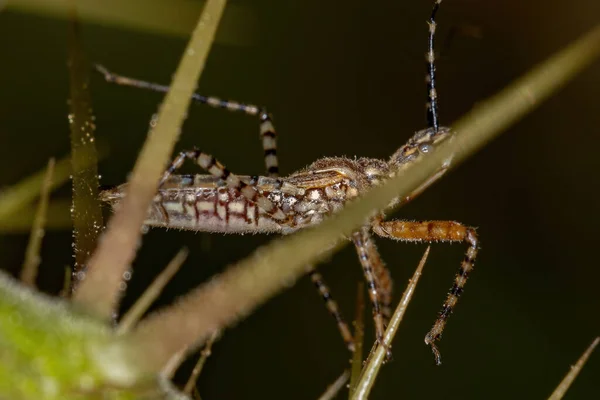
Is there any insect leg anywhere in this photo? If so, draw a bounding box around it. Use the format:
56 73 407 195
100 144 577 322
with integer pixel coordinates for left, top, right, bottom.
94 65 280 177
372 219 479 365
363 232 393 324
352 227 391 357
307 267 355 352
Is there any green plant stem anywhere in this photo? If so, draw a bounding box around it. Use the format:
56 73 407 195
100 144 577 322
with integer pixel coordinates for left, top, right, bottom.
117 248 188 334
161 347 189 380
183 330 219 395
20 158 54 287
59 265 72 298
0 156 72 222
318 370 350 400
0 271 188 400
73 0 228 319
67 1 103 291
129 24 600 372
351 247 429 400
547 337 599 400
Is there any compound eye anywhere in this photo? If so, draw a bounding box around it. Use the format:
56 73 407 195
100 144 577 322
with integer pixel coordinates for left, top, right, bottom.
418 143 433 154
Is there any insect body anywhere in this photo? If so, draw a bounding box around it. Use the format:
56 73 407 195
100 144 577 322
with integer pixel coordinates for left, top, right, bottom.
103 159 365 234
99 0 478 365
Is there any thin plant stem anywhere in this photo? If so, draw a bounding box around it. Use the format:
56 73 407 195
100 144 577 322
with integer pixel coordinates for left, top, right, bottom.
67 0 103 292
0 156 73 223
348 282 365 398
59 266 72 298
117 248 189 334
547 337 599 400
73 0 228 319
20 158 54 287
183 330 220 395
161 347 188 380
318 370 350 400
351 247 430 400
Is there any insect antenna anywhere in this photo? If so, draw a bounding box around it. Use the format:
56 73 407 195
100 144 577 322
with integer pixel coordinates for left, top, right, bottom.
426 0 442 133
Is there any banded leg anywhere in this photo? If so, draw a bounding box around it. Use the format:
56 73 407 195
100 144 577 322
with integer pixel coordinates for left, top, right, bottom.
372 219 479 365
94 65 280 177
363 231 393 324
308 268 355 352
352 227 389 354
159 149 287 221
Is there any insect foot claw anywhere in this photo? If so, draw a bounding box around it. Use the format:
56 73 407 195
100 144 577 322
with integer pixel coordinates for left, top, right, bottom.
424 332 442 366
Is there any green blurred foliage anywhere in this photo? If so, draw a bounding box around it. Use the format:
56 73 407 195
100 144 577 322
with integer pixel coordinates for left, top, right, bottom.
4 0 255 46
0 271 187 399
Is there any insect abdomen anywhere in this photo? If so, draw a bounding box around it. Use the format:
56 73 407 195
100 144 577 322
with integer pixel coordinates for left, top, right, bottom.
147 187 287 233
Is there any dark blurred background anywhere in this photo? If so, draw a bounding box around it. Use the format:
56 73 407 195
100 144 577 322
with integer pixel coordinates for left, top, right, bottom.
0 0 599 398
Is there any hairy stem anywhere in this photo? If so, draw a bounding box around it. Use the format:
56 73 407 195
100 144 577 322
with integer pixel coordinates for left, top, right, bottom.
73 0 228 319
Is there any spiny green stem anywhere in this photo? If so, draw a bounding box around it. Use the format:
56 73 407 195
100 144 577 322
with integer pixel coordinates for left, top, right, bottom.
547 337 599 400
351 247 430 400
67 0 103 291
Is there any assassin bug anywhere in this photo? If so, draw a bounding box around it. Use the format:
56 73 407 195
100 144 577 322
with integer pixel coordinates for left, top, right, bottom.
100 0 477 365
